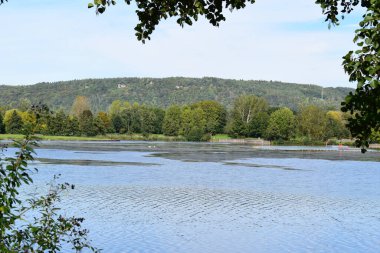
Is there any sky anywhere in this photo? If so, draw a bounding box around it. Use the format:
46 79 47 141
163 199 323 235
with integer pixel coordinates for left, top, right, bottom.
0 0 364 87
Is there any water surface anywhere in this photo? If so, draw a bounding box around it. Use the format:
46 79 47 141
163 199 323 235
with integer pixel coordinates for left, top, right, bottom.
3 141 380 253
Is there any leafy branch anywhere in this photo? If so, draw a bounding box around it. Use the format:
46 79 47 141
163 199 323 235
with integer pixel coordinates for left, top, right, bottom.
0 136 99 252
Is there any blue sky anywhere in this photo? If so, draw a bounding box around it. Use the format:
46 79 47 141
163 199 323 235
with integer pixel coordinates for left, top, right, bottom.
0 0 364 87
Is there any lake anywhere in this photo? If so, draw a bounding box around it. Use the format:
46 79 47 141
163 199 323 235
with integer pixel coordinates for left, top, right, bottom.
3 141 380 253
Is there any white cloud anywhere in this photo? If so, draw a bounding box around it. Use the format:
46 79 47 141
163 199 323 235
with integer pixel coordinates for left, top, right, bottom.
0 0 363 87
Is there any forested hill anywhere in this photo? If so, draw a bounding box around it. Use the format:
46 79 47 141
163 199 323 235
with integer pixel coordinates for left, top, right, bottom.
0 77 352 112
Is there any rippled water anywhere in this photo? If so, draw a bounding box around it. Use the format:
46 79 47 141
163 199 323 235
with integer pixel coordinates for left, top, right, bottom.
3 141 380 252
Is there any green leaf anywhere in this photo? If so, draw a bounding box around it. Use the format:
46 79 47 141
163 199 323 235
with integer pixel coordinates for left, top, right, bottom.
97 6 106 13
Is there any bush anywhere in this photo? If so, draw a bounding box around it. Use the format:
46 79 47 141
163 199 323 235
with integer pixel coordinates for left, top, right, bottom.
185 127 204 142
0 136 98 252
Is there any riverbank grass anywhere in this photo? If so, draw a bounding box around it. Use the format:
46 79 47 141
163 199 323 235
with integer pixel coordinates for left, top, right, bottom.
211 134 232 141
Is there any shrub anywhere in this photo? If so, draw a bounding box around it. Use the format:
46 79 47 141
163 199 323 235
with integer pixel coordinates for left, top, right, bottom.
0 136 98 252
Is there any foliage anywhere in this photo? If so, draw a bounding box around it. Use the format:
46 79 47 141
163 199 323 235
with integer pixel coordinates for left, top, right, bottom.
17 98 32 112
265 107 295 141
162 105 182 136
0 97 355 143
20 111 37 133
192 100 226 134
120 103 141 134
340 0 380 152
151 108 165 134
30 103 52 134
325 111 351 139
79 110 97 136
0 77 351 112
297 105 327 141
111 114 123 134
0 113 5 134
229 95 268 137
108 100 130 116
48 110 69 136
85 0 373 43
4 110 23 134
88 0 257 43
180 107 207 141
86 0 378 149
316 0 371 24
248 112 269 138
0 136 98 252
71 96 91 118
186 127 207 142
67 116 81 136
139 106 157 135
97 112 114 133
94 116 107 135
1 0 378 150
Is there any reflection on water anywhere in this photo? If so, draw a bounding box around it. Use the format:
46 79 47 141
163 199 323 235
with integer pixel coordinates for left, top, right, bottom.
3 141 379 253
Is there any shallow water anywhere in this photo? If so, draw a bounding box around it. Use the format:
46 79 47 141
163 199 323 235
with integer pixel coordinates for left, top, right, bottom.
2 141 380 253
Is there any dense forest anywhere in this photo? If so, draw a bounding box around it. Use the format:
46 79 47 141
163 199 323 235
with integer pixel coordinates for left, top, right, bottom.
0 77 352 112
0 95 352 143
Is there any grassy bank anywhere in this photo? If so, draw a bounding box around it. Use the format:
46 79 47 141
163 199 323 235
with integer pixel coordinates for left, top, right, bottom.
210 134 232 141
0 134 358 146
271 138 356 146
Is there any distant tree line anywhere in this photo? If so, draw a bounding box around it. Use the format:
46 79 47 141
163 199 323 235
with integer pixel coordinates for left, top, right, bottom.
0 95 352 142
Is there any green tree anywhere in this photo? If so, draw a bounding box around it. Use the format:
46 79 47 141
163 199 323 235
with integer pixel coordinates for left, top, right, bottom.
79 110 97 136
5 110 23 134
229 95 268 137
68 116 81 136
108 100 130 117
152 108 165 134
186 127 206 142
248 111 269 138
94 116 107 135
340 1 380 151
180 107 207 141
20 111 37 134
325 111 351 139
2 0 378 149
71 96 91 118
265 107 295 141
192 100 226 135
112 114 123 133
30 103 52 134
140 106 157 135
0 113 5 134
369 130 380 143
298 105 327 141
162 105 182 136
87 0 378 151
47 110 69 135
97 111 114 133
120 103 141 134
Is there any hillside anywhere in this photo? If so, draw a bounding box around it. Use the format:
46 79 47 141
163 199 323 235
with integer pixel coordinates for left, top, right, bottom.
0 77 353 112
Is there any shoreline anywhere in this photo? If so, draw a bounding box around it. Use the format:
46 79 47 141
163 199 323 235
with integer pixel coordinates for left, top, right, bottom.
1 134 377 149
